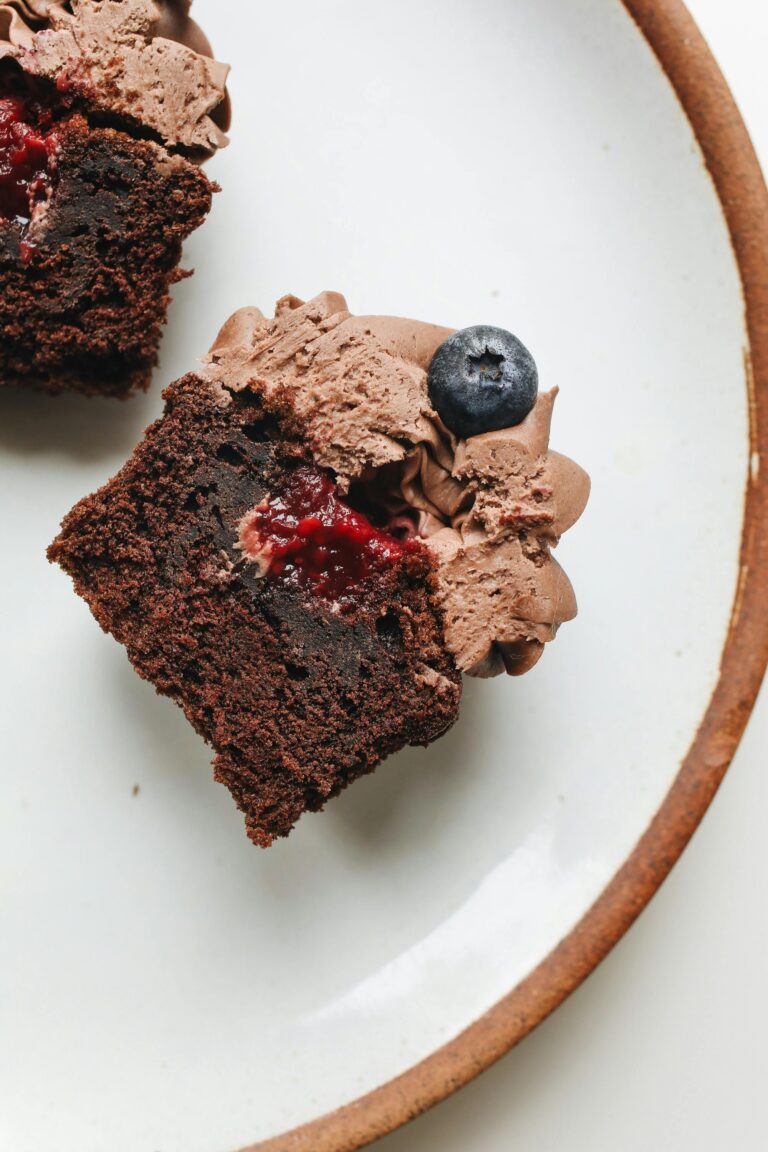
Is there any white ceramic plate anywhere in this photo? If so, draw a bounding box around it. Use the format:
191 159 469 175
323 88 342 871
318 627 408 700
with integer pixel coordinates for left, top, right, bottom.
2 2 767 1150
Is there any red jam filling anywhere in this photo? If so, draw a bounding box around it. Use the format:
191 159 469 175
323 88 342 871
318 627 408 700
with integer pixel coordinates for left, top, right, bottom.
0 96 57 223
240 466 417 602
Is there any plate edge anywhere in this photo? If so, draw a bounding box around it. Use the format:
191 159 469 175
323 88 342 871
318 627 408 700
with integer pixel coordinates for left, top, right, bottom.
242 3 768 1149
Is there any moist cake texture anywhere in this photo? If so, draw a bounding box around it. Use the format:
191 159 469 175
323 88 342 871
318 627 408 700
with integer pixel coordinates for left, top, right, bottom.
0 0 229 396
49 369 462 845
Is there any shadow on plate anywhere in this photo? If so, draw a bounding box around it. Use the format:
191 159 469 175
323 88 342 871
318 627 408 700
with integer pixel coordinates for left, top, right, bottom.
321 681 495 853
109 644 507 867
106 645 540 1005
0 381 161 464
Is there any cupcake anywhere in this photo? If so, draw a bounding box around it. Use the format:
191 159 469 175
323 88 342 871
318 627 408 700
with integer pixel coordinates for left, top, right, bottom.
49 292 589 845
0 0 229 396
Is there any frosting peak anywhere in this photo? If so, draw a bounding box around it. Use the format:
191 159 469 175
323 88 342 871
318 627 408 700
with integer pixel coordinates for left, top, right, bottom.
206 293 590 678
0 0 230 155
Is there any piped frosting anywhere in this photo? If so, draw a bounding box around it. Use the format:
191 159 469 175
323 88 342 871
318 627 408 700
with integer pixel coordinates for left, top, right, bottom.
206 293 590 678
0 0 229 155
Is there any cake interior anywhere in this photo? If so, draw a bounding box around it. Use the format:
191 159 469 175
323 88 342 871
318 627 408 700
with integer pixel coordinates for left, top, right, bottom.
49 375 462 845
0 81 57 227
238 462 423 601
0 61 213 397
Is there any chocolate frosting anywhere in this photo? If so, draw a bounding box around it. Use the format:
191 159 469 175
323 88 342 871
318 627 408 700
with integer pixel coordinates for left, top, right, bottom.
206 293 590 679
0 0 229 154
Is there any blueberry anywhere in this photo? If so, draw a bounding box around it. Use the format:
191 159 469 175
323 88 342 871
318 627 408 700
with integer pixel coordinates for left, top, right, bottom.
428 326 539 439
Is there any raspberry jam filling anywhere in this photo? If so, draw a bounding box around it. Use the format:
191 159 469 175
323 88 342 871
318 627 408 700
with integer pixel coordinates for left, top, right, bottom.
239 466 417 602
0 96 57 223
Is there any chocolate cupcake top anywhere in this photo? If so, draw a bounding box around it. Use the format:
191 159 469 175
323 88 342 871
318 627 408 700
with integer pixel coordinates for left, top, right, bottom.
0 0 229 155
206 293 590 678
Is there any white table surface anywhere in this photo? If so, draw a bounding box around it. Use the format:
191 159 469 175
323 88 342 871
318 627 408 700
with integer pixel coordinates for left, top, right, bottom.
378 3 768 1149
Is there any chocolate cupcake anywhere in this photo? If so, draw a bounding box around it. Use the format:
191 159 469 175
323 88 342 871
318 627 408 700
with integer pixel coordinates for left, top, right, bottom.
49 292 590 845
0 0 229 397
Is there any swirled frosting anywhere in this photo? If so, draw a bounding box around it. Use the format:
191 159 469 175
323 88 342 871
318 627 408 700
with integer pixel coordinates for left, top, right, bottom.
0 0 229 155
205 293 590 679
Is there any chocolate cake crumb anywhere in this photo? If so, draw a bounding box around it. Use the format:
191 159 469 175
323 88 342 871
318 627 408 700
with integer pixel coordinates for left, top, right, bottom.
49 374 462 845
0 111 212 397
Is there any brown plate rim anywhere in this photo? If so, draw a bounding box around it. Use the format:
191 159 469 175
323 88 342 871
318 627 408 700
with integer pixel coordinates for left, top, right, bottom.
244 2 768 1148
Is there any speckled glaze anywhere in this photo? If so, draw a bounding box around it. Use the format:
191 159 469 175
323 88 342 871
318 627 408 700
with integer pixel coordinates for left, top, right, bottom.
240 1 768 1149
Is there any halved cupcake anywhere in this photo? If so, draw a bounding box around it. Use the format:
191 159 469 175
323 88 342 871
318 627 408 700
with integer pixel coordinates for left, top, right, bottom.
49 292 589 845
0 0 229 396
